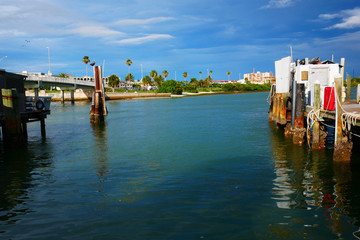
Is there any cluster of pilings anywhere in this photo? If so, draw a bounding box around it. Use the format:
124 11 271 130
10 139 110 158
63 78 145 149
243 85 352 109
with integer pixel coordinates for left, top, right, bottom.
90 66 107 123
268 77 354 162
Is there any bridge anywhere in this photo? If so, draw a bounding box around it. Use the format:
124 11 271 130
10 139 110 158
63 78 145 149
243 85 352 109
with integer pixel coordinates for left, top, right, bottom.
22 72 98 90
20 72 109 103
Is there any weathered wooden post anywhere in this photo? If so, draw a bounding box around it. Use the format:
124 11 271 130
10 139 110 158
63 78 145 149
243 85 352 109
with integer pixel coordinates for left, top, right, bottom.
334 77 343 145
291 80 296 130
334 76 352 161
1 88 24 144
90 66 107 123
346 75 351 101
340 58 345 102
312 83 320 147
357 84 360 104
294 83 305 129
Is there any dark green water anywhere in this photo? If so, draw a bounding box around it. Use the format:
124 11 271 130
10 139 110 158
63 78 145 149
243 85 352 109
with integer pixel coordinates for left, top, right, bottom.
1 92 360 239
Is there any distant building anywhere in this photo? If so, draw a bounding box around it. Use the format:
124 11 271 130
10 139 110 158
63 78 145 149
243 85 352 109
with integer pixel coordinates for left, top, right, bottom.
243 69 275 84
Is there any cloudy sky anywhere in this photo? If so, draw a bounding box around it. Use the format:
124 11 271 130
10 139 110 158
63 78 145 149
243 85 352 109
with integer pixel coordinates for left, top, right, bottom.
0 0 359 80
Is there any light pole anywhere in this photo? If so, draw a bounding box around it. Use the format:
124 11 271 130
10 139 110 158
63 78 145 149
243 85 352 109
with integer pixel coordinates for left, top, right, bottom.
140 64 143 82
46 47 52 75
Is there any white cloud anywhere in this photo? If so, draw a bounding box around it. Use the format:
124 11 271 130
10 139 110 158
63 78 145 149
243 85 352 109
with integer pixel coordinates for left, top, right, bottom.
113 34 174 45
318 13 339 20
262 0 295 9
112 17 176 26
68 24 125 38
323 7 360 29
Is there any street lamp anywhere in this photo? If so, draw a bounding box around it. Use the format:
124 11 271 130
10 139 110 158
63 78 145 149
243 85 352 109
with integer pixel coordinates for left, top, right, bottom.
46 47 52 75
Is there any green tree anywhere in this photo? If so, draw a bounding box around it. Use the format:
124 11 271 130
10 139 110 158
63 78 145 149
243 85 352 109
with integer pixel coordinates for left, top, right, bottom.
190 77 198 86
210 70 213 81
142 75 152 85
150 70 158 82
82 56 90 76
108 74 120 92
227 71 231 81
155 75 164 86
162 70 169 81
157 80 183 95
199 79 204 88
57 73 67 78
204 75 212 87
199 71 202 80
125 73 134 82
183 72 188 83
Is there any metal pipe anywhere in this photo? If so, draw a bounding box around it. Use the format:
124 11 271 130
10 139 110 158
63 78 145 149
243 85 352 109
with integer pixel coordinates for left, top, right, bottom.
291 79 296 130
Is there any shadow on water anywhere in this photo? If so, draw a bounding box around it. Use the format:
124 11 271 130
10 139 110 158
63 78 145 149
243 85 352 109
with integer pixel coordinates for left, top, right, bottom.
268 122 360 239
0 140 54 229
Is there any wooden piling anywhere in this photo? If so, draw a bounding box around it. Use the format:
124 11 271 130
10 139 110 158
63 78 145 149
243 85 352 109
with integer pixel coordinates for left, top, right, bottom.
335 77 343 145
312 83 320 146
346 75 351 101
357 84 360 104
1 88 24 144
294 83 305 129
61 90 65 103
333 76 352 162
40 116 46 138
90 66 107 122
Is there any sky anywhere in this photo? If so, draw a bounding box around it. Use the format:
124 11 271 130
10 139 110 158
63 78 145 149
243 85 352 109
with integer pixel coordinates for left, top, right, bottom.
0 0 359 81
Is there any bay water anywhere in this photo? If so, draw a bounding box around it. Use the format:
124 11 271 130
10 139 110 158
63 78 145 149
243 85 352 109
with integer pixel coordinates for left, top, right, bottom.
1 92 360 239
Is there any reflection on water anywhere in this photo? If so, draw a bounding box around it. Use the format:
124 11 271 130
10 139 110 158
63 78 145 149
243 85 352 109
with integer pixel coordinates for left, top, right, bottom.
0 141 53 227
269 122 360 238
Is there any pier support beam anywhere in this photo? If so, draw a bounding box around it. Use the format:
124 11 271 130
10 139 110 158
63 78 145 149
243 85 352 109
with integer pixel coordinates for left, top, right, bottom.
61 90 65 103
312 83 320 148
71 90 75 104
346 74 351 101
34 88 39 100
334 76 352 162
1 89 25 144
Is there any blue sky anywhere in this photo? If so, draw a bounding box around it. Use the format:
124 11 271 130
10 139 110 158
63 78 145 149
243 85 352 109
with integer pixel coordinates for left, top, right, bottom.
0 0 359 80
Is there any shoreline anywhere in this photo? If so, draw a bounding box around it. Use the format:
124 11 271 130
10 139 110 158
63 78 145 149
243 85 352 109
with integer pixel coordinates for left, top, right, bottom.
28 90 270 102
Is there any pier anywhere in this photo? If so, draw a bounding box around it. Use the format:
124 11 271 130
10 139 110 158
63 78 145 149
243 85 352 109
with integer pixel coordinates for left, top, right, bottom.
268 57 360 162
0 70 50 143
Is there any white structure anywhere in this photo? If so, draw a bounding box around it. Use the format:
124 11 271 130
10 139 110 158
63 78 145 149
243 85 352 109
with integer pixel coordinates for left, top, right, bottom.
274 56 342 107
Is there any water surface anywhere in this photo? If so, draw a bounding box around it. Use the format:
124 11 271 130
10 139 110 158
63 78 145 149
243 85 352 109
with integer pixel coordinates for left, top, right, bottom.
1 92 360 239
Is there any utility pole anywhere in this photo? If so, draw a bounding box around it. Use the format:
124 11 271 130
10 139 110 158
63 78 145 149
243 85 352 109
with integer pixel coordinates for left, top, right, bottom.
46 47 52 75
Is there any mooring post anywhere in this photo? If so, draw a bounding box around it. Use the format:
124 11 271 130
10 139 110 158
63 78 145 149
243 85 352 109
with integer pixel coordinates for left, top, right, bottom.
357 84 360 104
335 77 343 145
90 66 107 122
1 88 24 143
312 83 320 146
294 83 305 129
340 58 345 102
291 80 296 130
346 74 351 101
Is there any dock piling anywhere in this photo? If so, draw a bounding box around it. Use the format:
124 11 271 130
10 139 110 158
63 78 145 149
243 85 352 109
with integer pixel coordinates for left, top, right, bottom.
1 88 25 144
312 83 320 147
346 75 351 101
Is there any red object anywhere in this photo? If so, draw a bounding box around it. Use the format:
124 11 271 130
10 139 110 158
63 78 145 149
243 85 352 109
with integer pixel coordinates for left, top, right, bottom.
324 87 335 111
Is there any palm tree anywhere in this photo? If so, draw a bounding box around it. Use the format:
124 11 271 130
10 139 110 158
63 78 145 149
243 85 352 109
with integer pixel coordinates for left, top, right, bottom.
162 70 169 81
199 71 202 80
227 71 231 81
183 72 188 83
108 74 120 92
82 56 90 76
142 75 152 86
126 59 132 80
150 70 158 82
